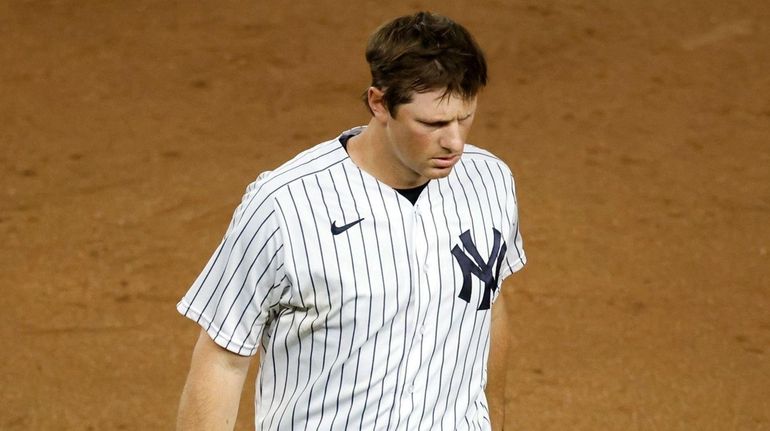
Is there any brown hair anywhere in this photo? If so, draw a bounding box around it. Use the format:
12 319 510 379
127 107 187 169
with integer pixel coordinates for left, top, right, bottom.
362 12 488 116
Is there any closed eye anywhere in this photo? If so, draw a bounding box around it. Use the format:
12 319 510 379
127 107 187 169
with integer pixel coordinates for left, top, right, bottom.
418 112 474 128
420 120 450 128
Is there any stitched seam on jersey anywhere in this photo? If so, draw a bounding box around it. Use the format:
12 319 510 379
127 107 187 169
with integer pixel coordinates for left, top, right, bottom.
269 140 345 181
192 214 280 336
504 172 526 270
176 301 259 354
271 196 296 310
236 269 289 356
461 150 503 162
220 249 285 352
205 226 281 333
261 144 346 193
229 157 348 251
499 255 527 282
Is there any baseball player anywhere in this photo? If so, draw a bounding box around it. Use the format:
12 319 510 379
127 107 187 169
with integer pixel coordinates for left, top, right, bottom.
176 11 526 431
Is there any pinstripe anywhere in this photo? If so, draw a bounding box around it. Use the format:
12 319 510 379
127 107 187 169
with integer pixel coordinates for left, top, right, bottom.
496 163 518 276
418 204 438 428
483 160 505 243
417 183 448 429
472 159 500 227
408 207 438 429
354 167 389 429
466 160 498 402
475 159 506 425
285 182 322 428
219 246 282 349
340 162 372 430
448 160 485 428
206 145 342 270
485 163 521 296
256 278 283 402
327 164 361 431
462 150 504 162
312 171 346 430
275 306 300 429
296 178 330 431
208 149 347 283
507 173 525 266
177 131 526 431
385 193 415 431
372 180 403 429
182 239 226 314
402 210 424 431
258 145 342 195
260 303 285 429
497 163 525 275
411 192 431 430
183 180 272 315
191 210 276 322
184 149 347 323
454 161 492 423
439 168 472 428
240 267 286 356
433 179 460 431
267 199 300 430
211 227 280 338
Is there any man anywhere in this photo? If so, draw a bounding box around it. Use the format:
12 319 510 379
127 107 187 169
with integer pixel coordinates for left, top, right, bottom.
176 11 526 430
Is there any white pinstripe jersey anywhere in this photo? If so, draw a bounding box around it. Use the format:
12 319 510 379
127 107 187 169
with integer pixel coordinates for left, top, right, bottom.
177 127 526 430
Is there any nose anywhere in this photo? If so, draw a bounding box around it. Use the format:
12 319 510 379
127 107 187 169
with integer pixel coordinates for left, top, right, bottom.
441 121 464 153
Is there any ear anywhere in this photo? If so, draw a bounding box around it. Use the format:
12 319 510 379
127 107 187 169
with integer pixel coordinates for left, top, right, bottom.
367 87 390 123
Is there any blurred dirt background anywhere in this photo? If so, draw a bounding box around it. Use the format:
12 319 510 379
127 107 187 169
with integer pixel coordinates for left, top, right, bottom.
1 0 768 429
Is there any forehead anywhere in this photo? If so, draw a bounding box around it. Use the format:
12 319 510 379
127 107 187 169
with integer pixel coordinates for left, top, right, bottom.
401 89 477 118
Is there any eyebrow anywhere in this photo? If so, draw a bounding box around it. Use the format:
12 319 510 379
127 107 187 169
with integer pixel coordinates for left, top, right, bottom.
418 112 475 124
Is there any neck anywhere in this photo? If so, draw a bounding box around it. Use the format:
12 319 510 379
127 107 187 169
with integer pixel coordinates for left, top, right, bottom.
347 120 428 189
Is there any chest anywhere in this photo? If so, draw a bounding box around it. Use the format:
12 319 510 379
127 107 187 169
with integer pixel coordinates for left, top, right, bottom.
274 172 511 315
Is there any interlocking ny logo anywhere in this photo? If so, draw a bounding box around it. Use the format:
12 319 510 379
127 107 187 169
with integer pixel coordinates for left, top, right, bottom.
451 229 507 311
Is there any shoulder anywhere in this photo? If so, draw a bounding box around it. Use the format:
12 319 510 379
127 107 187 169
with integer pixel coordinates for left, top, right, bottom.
243 132 351 203
225 132 350 233
457 144 515 178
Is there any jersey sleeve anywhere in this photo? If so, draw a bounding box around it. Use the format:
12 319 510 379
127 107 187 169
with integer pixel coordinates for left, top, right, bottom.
499 173 526 281
176 178 288 356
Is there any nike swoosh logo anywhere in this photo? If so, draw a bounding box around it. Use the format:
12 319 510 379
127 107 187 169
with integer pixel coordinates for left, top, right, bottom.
331 218 364 235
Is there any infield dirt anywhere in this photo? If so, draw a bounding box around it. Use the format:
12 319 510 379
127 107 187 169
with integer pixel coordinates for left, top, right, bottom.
1 1 768 429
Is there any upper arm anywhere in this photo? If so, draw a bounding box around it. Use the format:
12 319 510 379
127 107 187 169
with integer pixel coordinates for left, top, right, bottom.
177 185 288 356
190 329 253 374
177 330 253 431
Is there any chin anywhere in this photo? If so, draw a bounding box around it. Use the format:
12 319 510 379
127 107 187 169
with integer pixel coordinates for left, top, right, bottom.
424 167 455 179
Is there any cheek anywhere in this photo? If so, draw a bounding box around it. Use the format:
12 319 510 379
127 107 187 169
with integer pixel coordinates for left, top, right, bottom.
409 135 435 160
396 129 430 154
410 127 436 146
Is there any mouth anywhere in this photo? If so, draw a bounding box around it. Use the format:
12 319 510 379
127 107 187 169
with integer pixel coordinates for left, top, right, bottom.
432 154 461 168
